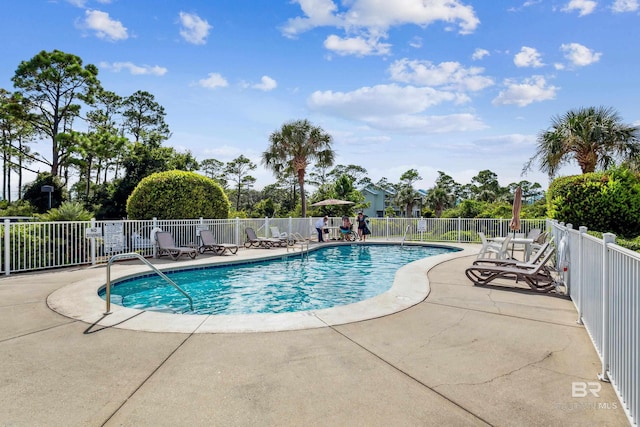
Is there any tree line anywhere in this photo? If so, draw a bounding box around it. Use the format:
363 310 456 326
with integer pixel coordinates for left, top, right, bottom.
2 49 639 222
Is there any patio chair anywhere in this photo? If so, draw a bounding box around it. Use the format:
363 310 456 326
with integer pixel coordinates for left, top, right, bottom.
155 231 198 261
198 229 239 255
465 247 558 292
244 227 285 249
269 226 297 246
511 228 542 257
477 232 510 259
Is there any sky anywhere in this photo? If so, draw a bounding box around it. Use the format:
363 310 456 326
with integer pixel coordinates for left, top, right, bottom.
2 0 640 198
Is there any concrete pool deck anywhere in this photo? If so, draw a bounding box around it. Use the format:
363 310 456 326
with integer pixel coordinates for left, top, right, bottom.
0 241 629 426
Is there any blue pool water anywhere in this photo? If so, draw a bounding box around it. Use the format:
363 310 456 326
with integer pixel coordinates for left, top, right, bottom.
101 244 457 315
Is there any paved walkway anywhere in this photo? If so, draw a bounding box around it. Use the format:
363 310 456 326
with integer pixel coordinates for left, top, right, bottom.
0 244 629 426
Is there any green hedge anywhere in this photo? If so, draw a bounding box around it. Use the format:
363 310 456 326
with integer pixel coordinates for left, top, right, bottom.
547 168 640 238
126 170 230 220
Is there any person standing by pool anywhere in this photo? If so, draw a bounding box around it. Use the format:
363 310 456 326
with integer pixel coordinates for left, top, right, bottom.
315 216 328 242
356 212 370 241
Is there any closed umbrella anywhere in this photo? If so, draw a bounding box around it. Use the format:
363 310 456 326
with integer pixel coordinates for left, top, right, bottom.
509 186 522 233
509 186 522 258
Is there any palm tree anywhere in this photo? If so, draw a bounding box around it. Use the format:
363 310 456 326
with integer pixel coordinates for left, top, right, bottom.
395 184 419 217
524 106 640 177
425 186 454 217
262 119 334 217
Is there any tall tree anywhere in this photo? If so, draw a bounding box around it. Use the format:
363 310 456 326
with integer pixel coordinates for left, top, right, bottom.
0 89 37 201
524 106 640 178
471 169 501 201
263 119 334 218
328 164 369 187
122 90 170 147
225 155 256 211
199 158 227 188
12 50 100 176
399 168 422 187
425 171 458 217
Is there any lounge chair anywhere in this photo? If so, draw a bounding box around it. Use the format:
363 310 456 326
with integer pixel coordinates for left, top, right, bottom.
477 232 511 259
198 229 239 255
244 227 286 249
155 231 198 261
473 241 551 269
269 226 297 246
465 247 558 292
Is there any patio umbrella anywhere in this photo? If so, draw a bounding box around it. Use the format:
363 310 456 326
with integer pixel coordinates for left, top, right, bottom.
310 198 355 207
509 186 522 257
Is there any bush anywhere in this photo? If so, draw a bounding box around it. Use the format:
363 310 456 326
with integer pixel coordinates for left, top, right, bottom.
21 173 68 213
126 170 230 220
547 167 640 238
39 201 93 221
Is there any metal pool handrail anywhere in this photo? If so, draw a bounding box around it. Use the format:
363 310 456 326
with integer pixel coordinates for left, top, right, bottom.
401 224 411 246
104 253 193 314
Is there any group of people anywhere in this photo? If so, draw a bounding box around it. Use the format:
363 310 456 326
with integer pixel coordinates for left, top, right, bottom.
315 212 371 242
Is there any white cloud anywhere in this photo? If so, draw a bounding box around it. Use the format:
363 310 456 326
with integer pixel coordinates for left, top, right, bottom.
409 36 422 48
562 0 597 16
198 73 228 89
280 0 342 37
252 76 277 91
514 46 544 68
611 0 639 12
179 11 212 45
307 83 486 133
388 59 494 92
99 61 167 76
560 42 602 66
324 34 391 56
492 75 558 107
282 0 480 56
472 48 490 60
80 9 128 41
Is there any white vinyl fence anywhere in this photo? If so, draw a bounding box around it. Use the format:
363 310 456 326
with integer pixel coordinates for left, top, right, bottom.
1 216 547 274
1 215 636 425
550 220 638 426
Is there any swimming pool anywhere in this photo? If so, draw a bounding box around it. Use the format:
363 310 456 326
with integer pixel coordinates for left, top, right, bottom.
101 244 458 315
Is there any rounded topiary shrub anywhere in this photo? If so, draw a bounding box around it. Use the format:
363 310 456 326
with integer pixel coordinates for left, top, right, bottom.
547 168 640 238
126 170 230 219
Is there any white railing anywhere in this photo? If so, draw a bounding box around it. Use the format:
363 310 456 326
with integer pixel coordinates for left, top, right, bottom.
1 215 637 424
550 220 638 426
1 216 547 274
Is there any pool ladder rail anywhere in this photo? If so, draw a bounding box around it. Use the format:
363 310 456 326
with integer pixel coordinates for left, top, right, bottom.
104 252 193 314
401 224 411 247
287 237 310 259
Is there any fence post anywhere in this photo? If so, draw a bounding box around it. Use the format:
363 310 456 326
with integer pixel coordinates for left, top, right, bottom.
4 219 10 276
385 217 389 241
599 232 615 382
90 218 96 266
457 217 461 243
152 217 158 258
235 217 240 245
576 226 587 325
